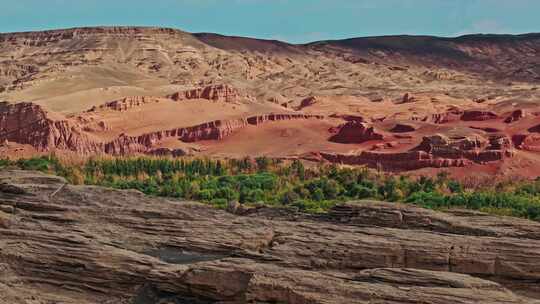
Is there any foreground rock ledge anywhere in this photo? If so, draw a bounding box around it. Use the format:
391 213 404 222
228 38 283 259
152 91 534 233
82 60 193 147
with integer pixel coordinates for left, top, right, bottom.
1 170 540 303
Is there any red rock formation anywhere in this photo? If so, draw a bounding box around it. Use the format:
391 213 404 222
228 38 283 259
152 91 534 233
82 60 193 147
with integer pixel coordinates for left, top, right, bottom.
329 114 365 122
487 134 513 150
528 123 540 133
319 133 513 170
401 92 418 103
415 134 487 152
90 96 163 112
329 121 384 144
0 102 101 153
390 123 416 133
414 134 513 163
180 119 248 142
514 133 540 152
504 109 526 123
511 134 528 148
81 120 111 132
429 107 463 124
461 110 498 121
297 96 319 109
167 84 252 103
319 151 471 170
246 113 323 125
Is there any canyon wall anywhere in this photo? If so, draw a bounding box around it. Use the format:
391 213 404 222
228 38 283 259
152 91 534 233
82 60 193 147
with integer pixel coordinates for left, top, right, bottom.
0 102 102 153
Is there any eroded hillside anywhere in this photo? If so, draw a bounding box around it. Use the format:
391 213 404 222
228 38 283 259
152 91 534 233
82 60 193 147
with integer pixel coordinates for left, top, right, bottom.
1 27 540 177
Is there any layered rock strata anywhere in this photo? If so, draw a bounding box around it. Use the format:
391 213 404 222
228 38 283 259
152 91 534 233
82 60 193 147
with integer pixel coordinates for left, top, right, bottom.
1 170 540 303
167 84 254 103
320 133 514 170
0 102 101 153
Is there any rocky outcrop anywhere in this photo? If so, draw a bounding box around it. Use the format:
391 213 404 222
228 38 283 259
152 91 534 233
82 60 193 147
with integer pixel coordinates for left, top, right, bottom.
415 134 487 153
428 107 464 124
528 123 540 133
505 109 526 123
320 133 513 170
329 114 365 122
246 113 323 125
514 133 540 152
328 201 540 239
461 110 499 121
423 108 500 124
167 84 254 103
1 170 540 303
89 96 164 112
329 121 384 144
414 133 513 163
297 96 319 109
400 92 418 103
320 150 471 170
390 123 416 133
487 134 513 150
0 102 101 153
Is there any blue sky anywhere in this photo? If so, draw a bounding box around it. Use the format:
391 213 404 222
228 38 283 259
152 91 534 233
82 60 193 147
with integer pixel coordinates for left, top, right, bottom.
1 0 539 43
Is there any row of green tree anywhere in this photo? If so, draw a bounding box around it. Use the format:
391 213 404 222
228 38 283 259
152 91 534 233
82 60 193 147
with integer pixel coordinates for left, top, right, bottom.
2 155 540 219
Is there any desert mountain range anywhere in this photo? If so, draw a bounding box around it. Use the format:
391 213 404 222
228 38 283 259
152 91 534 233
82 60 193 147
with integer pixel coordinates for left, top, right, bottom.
1 26 540 177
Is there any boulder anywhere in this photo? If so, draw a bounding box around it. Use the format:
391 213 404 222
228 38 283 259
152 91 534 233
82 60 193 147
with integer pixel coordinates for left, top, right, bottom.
401 92 418 103
297 96 319 109
329 121 384 144
505 109 526 123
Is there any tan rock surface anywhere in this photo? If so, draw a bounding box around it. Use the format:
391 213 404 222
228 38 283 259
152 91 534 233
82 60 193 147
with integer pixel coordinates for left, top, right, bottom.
1 170 540 303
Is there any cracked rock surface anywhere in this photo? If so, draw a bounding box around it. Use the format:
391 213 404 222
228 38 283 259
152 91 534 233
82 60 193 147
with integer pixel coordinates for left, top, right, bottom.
1 170 540 303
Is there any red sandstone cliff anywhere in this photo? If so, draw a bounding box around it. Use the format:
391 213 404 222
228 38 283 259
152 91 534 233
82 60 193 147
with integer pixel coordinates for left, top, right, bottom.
167 84 254 103
0 102 101 153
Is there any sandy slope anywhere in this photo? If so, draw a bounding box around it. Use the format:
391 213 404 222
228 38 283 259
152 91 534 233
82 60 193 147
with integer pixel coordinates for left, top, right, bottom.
1 27 540 178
